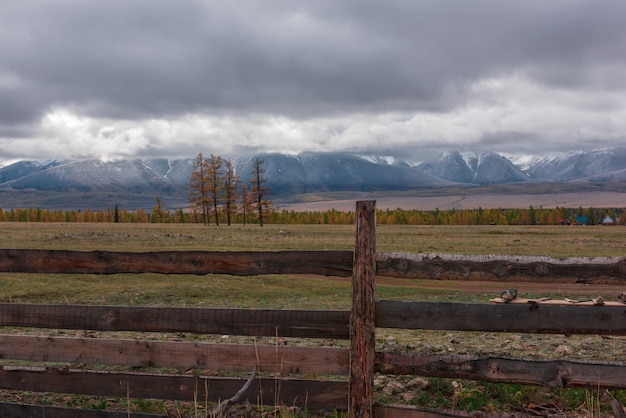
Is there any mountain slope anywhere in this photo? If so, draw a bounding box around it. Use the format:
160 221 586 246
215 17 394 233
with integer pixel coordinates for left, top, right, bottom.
417 151 529 184
2 148 626 210
5 159 176 193
0 160 67 184
232 152 454 196
519 148 626 182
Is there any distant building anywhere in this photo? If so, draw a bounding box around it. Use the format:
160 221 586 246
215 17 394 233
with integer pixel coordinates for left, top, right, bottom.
576 216 588 225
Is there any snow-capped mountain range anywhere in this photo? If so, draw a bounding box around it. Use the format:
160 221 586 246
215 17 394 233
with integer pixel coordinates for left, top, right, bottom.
2 148 626 210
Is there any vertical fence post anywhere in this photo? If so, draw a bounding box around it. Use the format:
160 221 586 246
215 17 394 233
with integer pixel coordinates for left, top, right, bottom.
349 200 376 418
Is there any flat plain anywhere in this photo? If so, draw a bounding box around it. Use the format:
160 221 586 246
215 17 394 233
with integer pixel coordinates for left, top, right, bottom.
278 191 626 211
2 222 626 307
2 222 626 416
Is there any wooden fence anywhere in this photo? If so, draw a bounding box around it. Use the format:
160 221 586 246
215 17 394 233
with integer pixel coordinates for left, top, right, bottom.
1 201 626 417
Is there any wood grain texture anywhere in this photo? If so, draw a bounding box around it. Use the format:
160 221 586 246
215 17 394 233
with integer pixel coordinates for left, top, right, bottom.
0 303 350 338
0 367 348 409
3 249 626 283
350 200 376 418
375 300 626 335
377 353 626 389
0 334 349 375
0 249 353 276
376 252 626 283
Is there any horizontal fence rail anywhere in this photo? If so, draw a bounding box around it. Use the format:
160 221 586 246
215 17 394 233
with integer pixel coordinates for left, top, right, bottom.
0 367 348 409
377 252 626 283
2 249 626 283
0 303 350 338
3 301 626 337
0 335 350 375
2 201 626 417
376 300 626 335
3 333 624 390
0 249 353 276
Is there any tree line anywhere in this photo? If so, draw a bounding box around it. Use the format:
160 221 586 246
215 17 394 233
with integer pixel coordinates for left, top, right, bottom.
0 205 622 226
188 153 271 226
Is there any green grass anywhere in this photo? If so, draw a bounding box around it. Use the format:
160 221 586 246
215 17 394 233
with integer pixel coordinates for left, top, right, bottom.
2 222 626 416
3 222 626 257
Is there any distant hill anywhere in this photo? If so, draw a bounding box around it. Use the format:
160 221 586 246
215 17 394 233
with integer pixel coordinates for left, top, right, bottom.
2 148 626 210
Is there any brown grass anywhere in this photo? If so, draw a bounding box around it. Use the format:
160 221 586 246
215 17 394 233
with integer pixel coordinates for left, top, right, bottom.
2 222 626 257
2 222 626 416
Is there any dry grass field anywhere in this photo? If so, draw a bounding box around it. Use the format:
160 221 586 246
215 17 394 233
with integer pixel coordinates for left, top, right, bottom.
2 221 626 318
1 222 626 416
278 190 626 211
3 221 626 256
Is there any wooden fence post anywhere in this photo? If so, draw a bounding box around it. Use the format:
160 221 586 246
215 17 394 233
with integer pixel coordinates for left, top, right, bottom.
349 200 376 418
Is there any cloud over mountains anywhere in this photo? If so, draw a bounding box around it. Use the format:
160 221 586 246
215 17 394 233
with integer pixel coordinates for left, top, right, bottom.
1 1 626 165
2 148 626 210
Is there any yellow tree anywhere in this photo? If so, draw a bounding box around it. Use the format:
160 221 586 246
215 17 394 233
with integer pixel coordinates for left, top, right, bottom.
250 156 271 227
189 153 211 225
151 198 166 223
240 184 253 225
222 158 240 226
207 154 223 226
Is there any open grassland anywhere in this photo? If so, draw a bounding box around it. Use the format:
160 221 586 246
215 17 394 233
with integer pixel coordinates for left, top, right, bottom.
2 221 626 256
2 222 626 416
2 222 626 308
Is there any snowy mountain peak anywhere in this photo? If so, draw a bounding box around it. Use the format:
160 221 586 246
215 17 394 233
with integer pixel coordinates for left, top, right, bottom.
3 148 626 209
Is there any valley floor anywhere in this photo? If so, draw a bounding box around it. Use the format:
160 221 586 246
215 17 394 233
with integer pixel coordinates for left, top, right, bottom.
277 191 626 211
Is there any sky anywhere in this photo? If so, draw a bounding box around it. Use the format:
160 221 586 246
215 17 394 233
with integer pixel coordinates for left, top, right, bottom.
1 0 626 167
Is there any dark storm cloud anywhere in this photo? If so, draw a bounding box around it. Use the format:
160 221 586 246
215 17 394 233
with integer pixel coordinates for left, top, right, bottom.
1 0 626 162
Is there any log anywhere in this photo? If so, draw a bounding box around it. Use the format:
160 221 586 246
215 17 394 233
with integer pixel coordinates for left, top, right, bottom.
5 300 626 338
350 200 377 418
376 300 626 335
0 367 348 409
377 353 626 389
0 334 350 375
0 249 353 276
4 249 626 283
0 303 350 338
376 252 626 283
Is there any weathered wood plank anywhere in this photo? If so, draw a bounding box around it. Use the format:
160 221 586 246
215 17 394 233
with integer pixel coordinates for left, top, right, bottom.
0 303 350 338
0 402 164 418
0 367 348 409
376 252 626 283
5 301 626 338
0 335 350 375
350 200 377 418
4 248 626 283
0 249 353 276
376 300 626 335
377 353 626 389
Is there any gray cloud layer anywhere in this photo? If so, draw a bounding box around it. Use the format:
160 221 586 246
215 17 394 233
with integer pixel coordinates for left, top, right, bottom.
1 0 625 164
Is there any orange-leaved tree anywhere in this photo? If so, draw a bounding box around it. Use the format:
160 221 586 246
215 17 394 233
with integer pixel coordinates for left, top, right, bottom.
189 153 211 225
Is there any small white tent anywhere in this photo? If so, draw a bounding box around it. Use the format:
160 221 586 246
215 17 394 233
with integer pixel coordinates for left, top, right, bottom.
601 215 615 225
